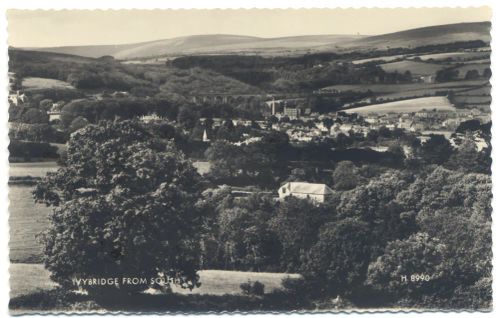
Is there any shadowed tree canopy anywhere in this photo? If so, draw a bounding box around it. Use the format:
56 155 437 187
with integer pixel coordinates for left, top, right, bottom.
34 120 203 294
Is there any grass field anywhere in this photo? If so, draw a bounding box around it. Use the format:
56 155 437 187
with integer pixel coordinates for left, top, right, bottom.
346 96 454 114
456 58 490 65
172 270 300 295
10 264 58 299
351 54 406 64
10 162 59 178
379 60 445 76
452 95 491 104
416 51 490 61
9 185 52 263
10 263 300 300
22 77 75 90
457 85 491 96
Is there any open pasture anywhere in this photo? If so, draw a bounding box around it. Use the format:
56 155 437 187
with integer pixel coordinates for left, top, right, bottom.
457 85 491 96
452 95 491 105
345 96 454 114
9 185 52 263
351 54 406 65
416 51 489 61
22 77 75 90
172 270 301 296
379 60 446 76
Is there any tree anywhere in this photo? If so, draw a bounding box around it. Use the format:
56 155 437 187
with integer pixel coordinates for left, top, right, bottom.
419 134 453 165
483 68 492 79
205 141 243 179
280 115 290 123
268 115 278 125
332 161 360 190
216 194 281 271
302 219 373 296
367 130 379 143
394 167 492 308
9 122 57 143
336 170 416 253
465 69 480 80
435 68 459 82
177 106 199 129
33 120 203 295
20 108 49 124
68 116 89 133
39 99 54 111
446 134 490 174
456 119 481 133
322 117 334 131
270 197 332 272
366 233 448 305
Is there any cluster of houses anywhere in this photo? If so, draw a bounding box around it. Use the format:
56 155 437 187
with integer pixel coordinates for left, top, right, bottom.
265 106 490 143
363 108 491 132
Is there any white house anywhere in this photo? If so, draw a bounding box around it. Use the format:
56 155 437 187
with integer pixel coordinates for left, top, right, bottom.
278 182 334 203
8 91 27 106
139 113 163 123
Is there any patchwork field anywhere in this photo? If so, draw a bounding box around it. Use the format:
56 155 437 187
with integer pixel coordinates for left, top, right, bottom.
346 96 455 114
22 77 75 90
379 60 445 76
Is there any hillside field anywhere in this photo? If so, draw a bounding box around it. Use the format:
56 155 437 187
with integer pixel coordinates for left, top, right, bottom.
22 77 75 91
352 54 406 65
416 51 490 61
9 185 52 263
345 96 454 114
326 79 487 95
379 60 446 76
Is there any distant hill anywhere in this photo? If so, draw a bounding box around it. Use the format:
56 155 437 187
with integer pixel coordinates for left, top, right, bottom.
18 22 490 59
23 34 364 59
337 21 491 50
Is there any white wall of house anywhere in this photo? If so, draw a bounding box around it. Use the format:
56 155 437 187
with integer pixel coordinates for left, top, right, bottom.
278 185 326 203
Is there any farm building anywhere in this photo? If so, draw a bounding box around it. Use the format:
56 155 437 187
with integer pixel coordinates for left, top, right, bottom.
278 182 334 203
8 91 28 106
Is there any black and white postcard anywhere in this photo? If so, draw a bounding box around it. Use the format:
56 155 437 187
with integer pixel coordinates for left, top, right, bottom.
5 6 494 314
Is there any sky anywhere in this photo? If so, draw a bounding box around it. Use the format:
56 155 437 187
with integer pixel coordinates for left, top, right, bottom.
7 7 492 47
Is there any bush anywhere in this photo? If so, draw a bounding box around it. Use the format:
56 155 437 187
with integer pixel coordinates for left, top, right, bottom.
240 280 265 296
9 140 58 161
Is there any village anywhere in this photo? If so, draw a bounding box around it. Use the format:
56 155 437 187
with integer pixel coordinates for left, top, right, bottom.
6 11 493 313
